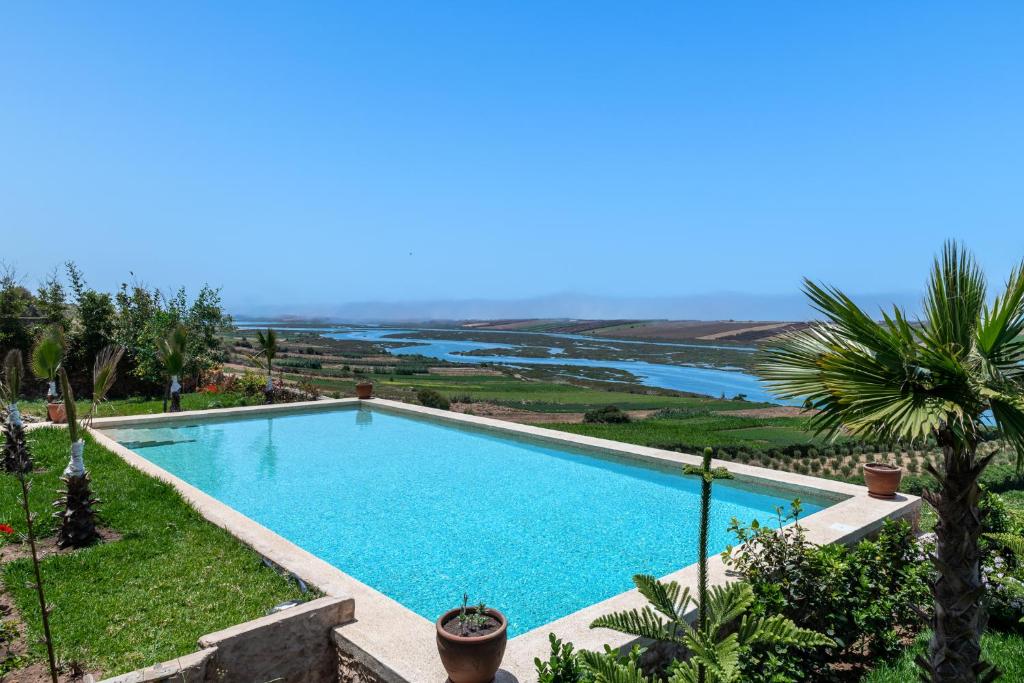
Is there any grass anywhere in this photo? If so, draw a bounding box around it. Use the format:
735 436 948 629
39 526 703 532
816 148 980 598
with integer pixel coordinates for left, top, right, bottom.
18 391 265 421
0 428 309 677
862 630 1024 681
549 414 821 450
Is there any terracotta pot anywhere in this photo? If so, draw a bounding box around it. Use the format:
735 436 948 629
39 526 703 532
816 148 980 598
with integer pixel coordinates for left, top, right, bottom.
355 382 373 400
863 462 903 499
47 402 66 423
435 607 507 683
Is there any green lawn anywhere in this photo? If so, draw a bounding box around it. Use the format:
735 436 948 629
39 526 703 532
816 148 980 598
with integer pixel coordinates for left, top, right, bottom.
0 428 309 677
548 414 822 450
18 391 265 421
862 631 1024 681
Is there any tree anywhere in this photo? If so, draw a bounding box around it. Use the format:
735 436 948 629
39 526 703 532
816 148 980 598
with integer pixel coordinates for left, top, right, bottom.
156 323 188 412
0 266 32 363
35 269 69 332
756 241 1024 682
252 328 279 404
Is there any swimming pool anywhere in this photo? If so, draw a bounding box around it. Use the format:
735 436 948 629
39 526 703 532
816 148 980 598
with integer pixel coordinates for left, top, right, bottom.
102 403 831 636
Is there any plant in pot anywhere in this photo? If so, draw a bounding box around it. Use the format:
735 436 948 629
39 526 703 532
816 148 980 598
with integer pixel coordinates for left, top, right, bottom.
863 457 903 499
356 380 373 399
436 594 507 683
31 326 65 423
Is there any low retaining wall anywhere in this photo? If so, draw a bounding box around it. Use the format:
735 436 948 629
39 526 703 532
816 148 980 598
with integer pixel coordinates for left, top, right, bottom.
98 596 354 683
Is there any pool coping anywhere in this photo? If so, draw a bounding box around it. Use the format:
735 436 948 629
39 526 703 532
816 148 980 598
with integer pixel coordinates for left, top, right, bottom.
88 398 921 682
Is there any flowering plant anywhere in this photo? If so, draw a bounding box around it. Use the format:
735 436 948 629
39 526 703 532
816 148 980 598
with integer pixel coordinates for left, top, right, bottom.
0 523 13 535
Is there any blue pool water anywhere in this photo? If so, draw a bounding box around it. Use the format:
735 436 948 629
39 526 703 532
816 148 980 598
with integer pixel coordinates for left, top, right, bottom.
104 407 828 635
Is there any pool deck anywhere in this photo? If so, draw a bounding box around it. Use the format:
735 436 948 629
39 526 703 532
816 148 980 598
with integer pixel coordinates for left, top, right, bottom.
89 398 920 682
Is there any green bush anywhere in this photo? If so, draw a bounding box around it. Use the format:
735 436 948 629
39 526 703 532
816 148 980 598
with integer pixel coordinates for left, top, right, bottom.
583 405 631 424
236 370 266 396
417 388 450 410
722 502 931 681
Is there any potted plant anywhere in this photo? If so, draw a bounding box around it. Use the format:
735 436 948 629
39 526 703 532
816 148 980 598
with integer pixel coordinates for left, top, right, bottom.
435 594 507 683
862 460 903 499
31 327 65 423
356 381 373 399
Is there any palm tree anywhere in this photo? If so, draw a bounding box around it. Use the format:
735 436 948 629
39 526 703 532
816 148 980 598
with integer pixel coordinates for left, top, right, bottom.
251 328 278 404
757 241 1024 682
30 326 64 406
156 323 188 412
55 344 123 549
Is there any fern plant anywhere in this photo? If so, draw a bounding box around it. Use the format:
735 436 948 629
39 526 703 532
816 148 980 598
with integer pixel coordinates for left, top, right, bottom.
588 448 833 683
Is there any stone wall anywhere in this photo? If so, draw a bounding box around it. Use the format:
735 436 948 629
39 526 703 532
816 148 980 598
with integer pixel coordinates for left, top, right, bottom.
99 596 354 683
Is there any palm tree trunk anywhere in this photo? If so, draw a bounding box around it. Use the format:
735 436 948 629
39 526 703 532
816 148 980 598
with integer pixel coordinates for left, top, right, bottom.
921 432 992 682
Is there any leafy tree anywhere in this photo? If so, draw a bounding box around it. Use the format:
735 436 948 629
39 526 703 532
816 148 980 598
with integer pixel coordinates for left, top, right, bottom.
0 267 32 363
757 241 1024 682
34 269 69 331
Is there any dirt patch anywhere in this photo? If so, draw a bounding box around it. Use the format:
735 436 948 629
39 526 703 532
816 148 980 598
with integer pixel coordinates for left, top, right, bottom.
0 582 97 682
715 406 815 419
0 529 121 565
451 402 655 425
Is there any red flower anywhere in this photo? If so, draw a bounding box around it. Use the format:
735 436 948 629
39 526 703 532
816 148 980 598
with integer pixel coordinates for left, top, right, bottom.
0 524 14 535
203 383 219 394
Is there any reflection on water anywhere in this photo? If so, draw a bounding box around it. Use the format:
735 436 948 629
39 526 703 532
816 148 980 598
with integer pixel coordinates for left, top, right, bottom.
355 408 373 427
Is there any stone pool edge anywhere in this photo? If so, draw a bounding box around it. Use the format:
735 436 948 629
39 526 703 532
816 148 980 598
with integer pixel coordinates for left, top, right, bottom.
89 398 920 682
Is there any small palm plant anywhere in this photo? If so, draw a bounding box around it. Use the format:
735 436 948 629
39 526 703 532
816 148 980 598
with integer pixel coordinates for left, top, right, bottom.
588 448 833 683
757 242 1024 682
30 326 64 408
0 350 60 683
1 350 32 473
54 345 123 549
156 323 188 412
251 328 279 404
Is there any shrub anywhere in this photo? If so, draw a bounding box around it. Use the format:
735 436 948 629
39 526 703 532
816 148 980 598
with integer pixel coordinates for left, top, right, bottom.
417 388 450 410
723 503 931 680
236 370 266 396
582 405 631 424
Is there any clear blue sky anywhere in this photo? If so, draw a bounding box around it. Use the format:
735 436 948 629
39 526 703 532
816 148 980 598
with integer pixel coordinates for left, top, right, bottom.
3 3 1022 317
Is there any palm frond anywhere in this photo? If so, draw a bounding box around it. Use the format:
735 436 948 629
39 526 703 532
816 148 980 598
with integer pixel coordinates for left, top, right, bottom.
92 345 124 404
58 367 79 442
156 324 188 377
918 240 986 354
31 327 64 381
976 259 1024 376
2 350 23 404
